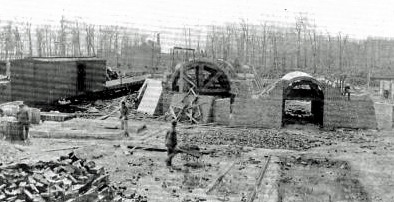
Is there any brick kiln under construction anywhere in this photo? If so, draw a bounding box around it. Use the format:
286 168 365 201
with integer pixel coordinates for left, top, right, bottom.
138 59 377 130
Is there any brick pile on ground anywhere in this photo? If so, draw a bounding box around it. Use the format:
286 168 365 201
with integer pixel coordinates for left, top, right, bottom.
319 129 374 144
0 152 124 202
181 128 330 151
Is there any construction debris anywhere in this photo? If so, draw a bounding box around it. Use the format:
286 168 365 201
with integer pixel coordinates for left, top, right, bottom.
0 152 125 202
167 88 214 124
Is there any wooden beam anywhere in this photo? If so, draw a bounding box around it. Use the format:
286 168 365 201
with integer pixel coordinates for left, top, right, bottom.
179 66 184 93
246 155 272 202
183 74 197 89
206 161 237 194
203 71 224 88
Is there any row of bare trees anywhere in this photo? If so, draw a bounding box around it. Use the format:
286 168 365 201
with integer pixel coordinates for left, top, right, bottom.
1 15 394 81
0 16 161 69
204 17 394 81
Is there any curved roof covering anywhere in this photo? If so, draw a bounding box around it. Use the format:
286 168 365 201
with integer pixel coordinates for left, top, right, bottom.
281 71 313 81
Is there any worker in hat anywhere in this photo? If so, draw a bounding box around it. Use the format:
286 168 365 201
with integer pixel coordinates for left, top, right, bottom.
165 120 178 167
119 100 129 137
16 104 30 143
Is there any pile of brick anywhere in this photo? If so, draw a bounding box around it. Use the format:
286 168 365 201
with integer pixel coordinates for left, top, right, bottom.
0 152 122 202
180 128 329 151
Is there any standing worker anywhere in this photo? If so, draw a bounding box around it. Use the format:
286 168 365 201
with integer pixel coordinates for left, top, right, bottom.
119 100 129 137
17 104 30 143
344 85 351 101
165 121 178 167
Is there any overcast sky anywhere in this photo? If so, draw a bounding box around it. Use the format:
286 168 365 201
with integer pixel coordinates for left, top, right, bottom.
1 0 394 40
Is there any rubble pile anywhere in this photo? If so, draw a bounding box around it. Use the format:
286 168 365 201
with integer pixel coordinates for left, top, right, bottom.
76 94 138 119
181 129 329 151
0 152 123 202
284 100 312 118
319 129 374 144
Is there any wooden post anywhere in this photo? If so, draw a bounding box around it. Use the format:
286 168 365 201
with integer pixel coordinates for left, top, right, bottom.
179 66 184 93
390 79 393 100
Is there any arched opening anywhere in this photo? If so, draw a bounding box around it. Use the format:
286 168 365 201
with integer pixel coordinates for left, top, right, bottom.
170 60 233 97
282 78 324 127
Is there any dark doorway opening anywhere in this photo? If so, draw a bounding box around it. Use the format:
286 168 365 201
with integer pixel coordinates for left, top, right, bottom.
77 63 86 92
282 79 324 127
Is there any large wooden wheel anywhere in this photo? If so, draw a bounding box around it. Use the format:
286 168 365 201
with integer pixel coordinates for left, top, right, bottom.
171 60 233 96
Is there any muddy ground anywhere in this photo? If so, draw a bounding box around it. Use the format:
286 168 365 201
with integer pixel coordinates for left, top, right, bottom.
1 119 394 202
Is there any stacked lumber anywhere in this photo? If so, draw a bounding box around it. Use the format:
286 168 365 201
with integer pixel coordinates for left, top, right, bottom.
0 152 122 202
40 112 76 122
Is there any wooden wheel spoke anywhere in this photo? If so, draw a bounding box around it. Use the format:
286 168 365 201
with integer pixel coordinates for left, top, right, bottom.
203 71 224 88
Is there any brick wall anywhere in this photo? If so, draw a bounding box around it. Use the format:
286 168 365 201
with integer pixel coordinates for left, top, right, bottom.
213 98 231 125
323 87 377 129
374 102 393 130
229 83 283 128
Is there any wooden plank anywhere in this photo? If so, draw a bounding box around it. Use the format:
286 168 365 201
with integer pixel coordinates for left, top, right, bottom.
246 155 272 202
203 71 224 88
206 161 237 194
96 107 120 120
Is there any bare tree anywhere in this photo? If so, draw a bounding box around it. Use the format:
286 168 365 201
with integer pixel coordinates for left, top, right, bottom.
85 24 95 56
36 28 44 57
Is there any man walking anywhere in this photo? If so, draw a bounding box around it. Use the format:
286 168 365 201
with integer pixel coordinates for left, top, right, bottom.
165 121 178 167
119 101 129 137
17 104 30 143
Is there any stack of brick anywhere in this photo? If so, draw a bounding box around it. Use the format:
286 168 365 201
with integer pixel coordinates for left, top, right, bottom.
0 116 16 140
29 108 41 124
373 102 393 130
230 83 283 128
0 152 122 202
213 98 231 125
40 112 76 122
323 87 377 129
199 96 215 123
230 96 282 128
4 121 23 141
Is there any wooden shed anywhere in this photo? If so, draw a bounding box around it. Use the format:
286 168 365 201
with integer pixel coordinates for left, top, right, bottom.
10 57 106 104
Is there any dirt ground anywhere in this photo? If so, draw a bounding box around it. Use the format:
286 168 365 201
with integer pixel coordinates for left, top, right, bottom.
1 118 394 202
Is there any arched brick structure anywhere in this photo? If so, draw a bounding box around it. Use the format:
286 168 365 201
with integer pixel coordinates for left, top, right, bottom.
281 72 325 126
